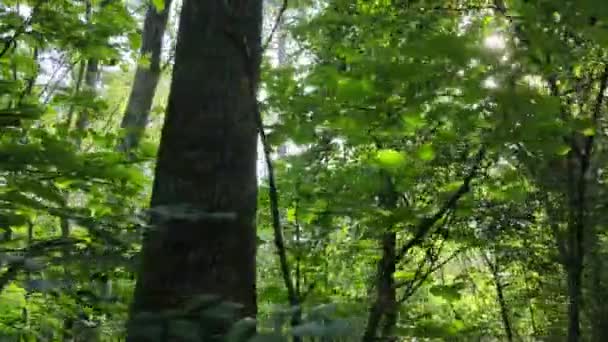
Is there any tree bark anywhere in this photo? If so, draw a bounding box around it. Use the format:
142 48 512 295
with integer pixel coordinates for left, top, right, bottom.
127 0 262 340
363 176 398 341
118 0 173 152
567 260 582 342
363 231 397 342
589 234 608 342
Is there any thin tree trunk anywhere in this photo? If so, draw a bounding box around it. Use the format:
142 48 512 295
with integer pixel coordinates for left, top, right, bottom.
494 271 514 342
380 232 397 339
483 254 514 342
75 58 98 134
522 259 539 336
363 176 397 342
61 55 95 335
589 233 608 342
19 221 34 341
567 260 582 342
566 154 584 342
362 232 396 342
66 61 86 128
64 3 99 339
118 0 173 152
566 63 607 342
362 302 383 342
127 0 262 340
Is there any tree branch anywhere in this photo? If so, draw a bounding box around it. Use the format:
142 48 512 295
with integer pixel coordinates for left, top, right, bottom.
224 14 301 331
0 237 83 293
262 0 288 53
398 248 463 303
0 1 43 59
396 148 485 262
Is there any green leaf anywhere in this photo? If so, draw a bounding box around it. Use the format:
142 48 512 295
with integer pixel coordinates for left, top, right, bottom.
582 127 595 137
394 270 416 281
429 284 463 301
152 0 165 12
402 112 425 132
417 144 435 161
376 149 406 168
556 145 571 156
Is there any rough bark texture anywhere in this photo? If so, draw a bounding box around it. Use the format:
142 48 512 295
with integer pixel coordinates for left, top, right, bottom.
119 0 173 152
127 0 261 340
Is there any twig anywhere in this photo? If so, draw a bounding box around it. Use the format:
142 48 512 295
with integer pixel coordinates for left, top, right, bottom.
262 0 288 52
0 237 83 293
396 148 485 261
0 1 43 59
398 248 463 303
258 94 299 309
40 55 76 104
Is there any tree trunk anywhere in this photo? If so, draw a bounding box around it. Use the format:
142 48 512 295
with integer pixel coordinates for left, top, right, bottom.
75 58 98 134
363 177 398 341
118 0 173 152
496 279 513 342
127 0 262 340
379 231 397 340
567 259 583 342
589 235 608 342
362 232 397 342
484 255 514 342
566 152 586 342
65 2 99 335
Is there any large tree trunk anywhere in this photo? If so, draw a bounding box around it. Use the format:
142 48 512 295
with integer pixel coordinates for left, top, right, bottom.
118 0 173 152
127 0 262 340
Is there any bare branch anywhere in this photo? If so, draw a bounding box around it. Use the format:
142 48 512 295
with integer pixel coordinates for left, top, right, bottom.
262 0 288 53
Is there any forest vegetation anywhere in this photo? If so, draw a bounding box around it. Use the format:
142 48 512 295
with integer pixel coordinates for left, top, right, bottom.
0 0 608 341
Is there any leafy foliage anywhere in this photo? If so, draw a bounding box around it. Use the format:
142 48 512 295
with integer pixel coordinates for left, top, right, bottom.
0 0 607 341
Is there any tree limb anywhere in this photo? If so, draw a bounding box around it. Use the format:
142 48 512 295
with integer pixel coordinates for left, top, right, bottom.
396 148 485 262
262 0 288 52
